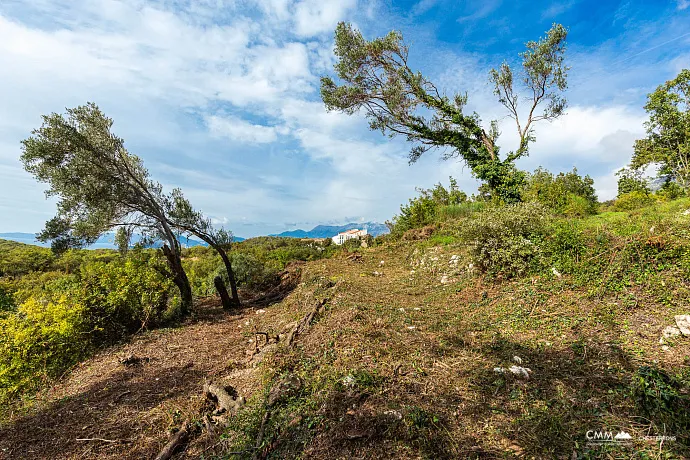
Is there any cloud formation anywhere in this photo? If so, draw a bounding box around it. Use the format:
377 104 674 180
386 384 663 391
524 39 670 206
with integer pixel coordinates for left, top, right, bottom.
0 0 688 237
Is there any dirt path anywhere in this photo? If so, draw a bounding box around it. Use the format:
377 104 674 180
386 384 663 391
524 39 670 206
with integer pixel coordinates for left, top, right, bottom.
0 301 260 460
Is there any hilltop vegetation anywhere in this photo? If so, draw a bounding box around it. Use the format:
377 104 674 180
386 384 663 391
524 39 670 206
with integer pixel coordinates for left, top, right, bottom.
0 17 688 460
0 236 337 410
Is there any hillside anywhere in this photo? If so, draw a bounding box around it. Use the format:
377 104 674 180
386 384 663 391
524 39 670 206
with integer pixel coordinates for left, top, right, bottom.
272 222 389 239
1 200 689 459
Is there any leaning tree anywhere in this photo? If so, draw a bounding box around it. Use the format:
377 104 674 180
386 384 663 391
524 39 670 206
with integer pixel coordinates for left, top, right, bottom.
321 22 569 202
20 103 194 314
167 189 241 310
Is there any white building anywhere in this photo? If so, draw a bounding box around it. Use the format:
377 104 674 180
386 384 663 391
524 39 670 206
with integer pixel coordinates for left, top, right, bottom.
331 228 367 245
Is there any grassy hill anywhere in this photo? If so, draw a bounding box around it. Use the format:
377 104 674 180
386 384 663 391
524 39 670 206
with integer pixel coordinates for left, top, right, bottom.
1 198 688 458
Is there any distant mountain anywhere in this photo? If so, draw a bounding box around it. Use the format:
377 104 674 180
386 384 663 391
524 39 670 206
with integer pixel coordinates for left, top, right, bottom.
272 222 389 239
0 232 242 249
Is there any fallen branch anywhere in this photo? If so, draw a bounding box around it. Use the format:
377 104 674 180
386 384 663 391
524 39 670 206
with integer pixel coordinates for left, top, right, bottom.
251 410 271 460
76 438 123 443
286 298 327 348
155 421 190 460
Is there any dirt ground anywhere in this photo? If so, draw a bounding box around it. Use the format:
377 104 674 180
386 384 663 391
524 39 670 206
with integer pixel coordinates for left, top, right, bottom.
0 299 266 460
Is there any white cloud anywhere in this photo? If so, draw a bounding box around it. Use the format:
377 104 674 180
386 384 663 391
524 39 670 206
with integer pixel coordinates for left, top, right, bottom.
293 0 357 37
412 0 438 15
206 115 280 144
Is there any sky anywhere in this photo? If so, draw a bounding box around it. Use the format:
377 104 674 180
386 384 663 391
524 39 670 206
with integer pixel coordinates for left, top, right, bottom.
0 0 688 238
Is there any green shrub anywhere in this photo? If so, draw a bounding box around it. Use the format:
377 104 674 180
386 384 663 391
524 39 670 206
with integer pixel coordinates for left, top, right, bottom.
616 168 650 196
460 202 551 277
544 220 586 273
633 366 690 431
657 181 687 201
0 286 14 312
613 191 655 211
0 295 87 401
0 254 172 405
523 167 598 216
0 240 54 277
388 177 468 235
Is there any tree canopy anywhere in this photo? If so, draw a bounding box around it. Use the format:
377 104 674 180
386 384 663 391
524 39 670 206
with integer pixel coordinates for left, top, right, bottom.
321 22 568 202
631 69 690 188
20 103 193 312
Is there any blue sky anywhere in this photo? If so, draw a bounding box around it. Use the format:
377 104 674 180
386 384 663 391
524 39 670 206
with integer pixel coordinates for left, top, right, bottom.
0 0 688 237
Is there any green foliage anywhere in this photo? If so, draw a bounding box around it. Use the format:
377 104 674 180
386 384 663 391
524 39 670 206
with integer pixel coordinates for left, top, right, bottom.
633 366 690 431
388 178 468 235
543 220 586 273
631 69 690 188
20 102 193 312
616 168 650 197
523 167 598 216
0 251 172 405
0 295 87 401
657 180 687 201
613 191 655 211
460 202 551 277
0 240 54 277
321 22 568 203
114 226 133 256
0 286 15 312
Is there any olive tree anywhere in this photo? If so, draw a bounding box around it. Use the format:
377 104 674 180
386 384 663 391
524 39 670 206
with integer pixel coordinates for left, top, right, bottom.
321 22 568 202
20 103 193 314
631 69 690 188
167 189 241 310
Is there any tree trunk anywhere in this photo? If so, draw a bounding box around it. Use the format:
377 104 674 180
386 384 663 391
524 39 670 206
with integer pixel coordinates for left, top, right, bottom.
217 247 240 308
162 244 193 315
213 276 233 311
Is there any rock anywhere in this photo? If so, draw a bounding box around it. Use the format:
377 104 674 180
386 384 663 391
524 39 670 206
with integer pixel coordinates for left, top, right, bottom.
384 410 403 420
255 309 266 314
662 345 670 351
379 260 385 266
551 267 562 279
513 356 522 364
494 366 532 379
342 374 357 388
267 374 302 407
440 275 450 284
662 326 682 339
509 365 532 379
675 315 690 336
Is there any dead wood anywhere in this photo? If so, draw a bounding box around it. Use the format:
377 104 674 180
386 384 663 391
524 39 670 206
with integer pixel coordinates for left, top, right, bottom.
286 298 327 348
204 381 245 415
154 421 190 460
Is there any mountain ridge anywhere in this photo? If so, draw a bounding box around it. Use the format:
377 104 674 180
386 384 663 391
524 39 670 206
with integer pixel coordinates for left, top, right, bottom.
271 222 389 239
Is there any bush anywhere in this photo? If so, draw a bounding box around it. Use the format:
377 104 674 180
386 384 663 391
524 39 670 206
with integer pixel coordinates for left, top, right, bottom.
460 202 551 277
657 181 687 201
0 254 172 404
388 177 468 236
613 191 655 211
616 168 650 196
543 220 586 273
523 167 598 216
0 295 87 401
633 366 690 431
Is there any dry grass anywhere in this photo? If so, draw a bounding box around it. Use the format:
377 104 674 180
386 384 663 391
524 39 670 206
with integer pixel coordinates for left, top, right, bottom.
1 237 688 459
